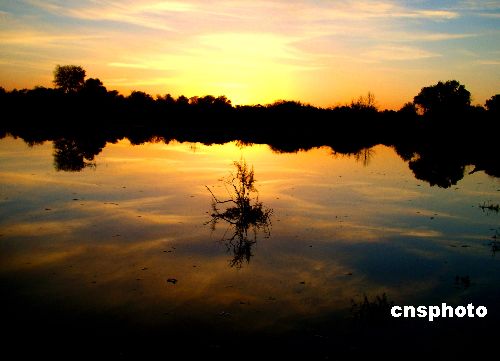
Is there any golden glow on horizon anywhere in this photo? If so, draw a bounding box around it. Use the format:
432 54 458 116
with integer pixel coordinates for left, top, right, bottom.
159 32 300 106
0 1 499 109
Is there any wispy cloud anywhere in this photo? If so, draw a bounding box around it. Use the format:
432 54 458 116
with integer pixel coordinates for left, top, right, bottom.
411 10 459 20
392 32 477 42
108 62 151 69
24 0 192 32
364 45 440 61
457 0 500 17
477 59 500 65
1 0 497 108
106 77 178 87
0 30 104 47
478 12 500 18
299 1 459 21
460 0 500 10
24 0 461 33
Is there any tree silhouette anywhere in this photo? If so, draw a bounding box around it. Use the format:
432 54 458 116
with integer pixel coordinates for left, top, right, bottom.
53 65 86 93
398 102 418 116
81 78 107 96
350 92 377 112
485 94 500 114
413 80 471 116
128 91 154 106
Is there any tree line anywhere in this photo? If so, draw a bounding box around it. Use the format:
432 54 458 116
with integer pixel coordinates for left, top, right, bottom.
1 65 498 127
0 65 499 187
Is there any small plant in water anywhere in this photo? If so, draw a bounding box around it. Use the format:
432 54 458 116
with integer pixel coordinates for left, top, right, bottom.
490 228 500 256
350 293 395 325
206 159 272 268
479 201 500 213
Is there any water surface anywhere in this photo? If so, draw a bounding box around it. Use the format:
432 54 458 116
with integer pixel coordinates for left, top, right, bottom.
1 136 499 357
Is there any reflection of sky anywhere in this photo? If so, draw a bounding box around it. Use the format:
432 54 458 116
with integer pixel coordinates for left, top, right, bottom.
1 136 500 333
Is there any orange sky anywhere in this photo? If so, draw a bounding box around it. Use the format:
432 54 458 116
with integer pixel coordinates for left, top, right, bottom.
0 1 499 109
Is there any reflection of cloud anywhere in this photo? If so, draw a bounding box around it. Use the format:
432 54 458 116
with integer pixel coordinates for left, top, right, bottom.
332 223 443 242
355 185 423 201
5 219 89 238
0 171 102 188
402 230 443 238
2 137 497 337
4 246 88 270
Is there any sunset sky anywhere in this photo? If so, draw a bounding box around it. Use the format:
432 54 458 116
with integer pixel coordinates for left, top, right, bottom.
0 0 498 109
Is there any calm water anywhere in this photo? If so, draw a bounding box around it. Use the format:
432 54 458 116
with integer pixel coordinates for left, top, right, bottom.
1 136 500 357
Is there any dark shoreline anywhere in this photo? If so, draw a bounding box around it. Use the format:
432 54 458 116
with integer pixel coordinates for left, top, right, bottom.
2 111 499 189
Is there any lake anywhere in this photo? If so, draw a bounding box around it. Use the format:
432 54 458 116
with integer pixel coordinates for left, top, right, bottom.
1 135 499 358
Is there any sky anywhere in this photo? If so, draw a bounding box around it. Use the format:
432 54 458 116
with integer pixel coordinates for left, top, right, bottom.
0 0 499 109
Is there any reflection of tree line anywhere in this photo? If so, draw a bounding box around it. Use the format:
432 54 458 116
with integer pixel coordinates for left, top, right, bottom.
1 127 498 188
394 139 500 188
1 67 499 186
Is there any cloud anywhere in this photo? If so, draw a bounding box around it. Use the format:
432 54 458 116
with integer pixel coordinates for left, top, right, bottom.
460 0 500 10
478 12 500 18
299 1 460 21
477 60 500 65
411 10 459 19
1 0 496 107
24 0 189 32
0 30 104 47
364 45 440 61
106 77 178 87
392 32 477 42
24 0 461 34
108 62 151 69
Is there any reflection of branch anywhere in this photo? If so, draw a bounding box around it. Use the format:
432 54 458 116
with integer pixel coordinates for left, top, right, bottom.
205 160 272 269
205 185 235 205
479 201 499 213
